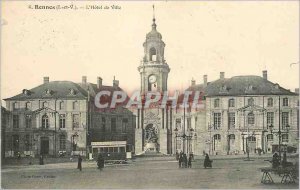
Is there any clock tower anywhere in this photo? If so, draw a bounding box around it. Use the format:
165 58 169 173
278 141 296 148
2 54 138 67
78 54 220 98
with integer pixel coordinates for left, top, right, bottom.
138 16 170 93
135 11 172 155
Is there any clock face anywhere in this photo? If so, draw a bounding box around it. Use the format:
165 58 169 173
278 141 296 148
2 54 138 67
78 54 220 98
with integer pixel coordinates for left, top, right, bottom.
149 75 157 83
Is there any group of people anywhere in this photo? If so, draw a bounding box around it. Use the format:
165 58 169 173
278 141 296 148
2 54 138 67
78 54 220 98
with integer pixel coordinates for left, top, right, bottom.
176 151 213 169
77 154 105 171
176 151 193 168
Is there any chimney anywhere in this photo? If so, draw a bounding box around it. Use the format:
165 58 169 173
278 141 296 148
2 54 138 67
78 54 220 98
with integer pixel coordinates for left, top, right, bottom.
295 88 299 94
191 78 196 86
82 76 87 85
43 77 49 84
113 76 119 87
262 70 268 80
203 75 208 87
220 72 225 80
97 77 102 88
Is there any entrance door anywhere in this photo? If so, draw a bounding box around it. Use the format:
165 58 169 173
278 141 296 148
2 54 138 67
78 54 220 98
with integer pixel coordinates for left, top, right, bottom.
40 137 49 155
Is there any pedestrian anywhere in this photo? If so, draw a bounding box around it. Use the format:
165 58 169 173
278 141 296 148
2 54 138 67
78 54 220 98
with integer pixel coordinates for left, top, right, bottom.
175 150 179 161
39 155 44 165
189 152 194 161
178 154 182 168
77 155 82 171
183 154 188 168
97 154 104 170
272 152 280 169
188 155 192 168
204 153 212 168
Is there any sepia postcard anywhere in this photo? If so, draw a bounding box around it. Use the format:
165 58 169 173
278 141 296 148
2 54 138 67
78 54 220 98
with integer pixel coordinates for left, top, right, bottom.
1 0 299 189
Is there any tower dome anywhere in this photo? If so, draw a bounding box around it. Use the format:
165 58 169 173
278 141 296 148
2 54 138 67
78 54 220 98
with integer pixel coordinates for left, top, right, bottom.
146 18 162 39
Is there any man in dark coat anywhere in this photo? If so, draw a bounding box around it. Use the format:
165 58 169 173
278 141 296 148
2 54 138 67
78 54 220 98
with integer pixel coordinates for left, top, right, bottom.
188 154 192 168
77 155 82 171
178 153 183 168
97 154 104 170
175 150 179 161
272 152 280 168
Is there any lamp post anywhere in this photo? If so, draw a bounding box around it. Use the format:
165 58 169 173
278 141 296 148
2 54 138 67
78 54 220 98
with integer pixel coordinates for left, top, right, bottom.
174 127 194 154
268 123 290 160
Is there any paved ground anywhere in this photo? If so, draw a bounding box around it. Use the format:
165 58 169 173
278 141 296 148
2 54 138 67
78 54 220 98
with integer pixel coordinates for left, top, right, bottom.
1 156 299 189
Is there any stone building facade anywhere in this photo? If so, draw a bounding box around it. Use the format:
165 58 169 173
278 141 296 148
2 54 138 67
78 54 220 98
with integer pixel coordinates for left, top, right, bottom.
187 71 299 155
2 77 135 157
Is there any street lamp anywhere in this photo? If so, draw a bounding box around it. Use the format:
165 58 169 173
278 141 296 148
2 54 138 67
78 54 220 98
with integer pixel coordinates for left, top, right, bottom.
268 123 290 160
174 127 194 154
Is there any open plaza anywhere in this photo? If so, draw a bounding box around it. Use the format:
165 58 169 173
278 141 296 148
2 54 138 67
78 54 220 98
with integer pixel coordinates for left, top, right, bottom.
1 154 299 189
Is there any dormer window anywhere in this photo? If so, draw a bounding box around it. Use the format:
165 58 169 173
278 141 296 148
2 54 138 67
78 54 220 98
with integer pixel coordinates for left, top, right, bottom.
13 102 19 110
69 89 76 95
45 89 52 95
22 89 31 96
72 101 78 110
274 84 279 89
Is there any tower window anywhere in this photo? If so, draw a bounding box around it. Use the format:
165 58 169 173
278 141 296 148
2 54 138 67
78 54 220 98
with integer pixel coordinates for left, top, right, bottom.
149 47 157 61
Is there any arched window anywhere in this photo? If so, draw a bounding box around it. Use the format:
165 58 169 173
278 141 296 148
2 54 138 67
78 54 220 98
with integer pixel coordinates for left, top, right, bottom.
214 99 220 108
247 112 255 125
42 115 49 128
149 47 157 61
59 135 66 150
267 98 273 107
267 134 273 141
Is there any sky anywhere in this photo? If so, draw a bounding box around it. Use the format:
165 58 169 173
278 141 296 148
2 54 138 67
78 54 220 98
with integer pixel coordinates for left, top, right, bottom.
1 1 299 105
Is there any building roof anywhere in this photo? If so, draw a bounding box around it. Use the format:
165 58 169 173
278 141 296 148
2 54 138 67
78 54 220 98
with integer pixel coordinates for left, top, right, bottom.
187 75 297 97
4 81 88 101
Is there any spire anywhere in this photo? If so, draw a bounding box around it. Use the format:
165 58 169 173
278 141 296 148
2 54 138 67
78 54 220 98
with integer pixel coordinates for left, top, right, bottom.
152 5 156 30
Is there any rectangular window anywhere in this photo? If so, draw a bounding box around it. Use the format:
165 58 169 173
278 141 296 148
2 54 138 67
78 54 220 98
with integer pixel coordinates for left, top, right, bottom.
59 114 66 129
228 112 235 129
228 99 235 107
213 113 221 129
267 112 274 126
267 134 273 141
111 118 116 132
282 98 289 107
72 114 80 129
60 135 66 150
187 117 191 129
282 134 288 142
122 118 128 133
13 115 19 128
25 115 32 128
282 112 289 130
214 99 220 108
